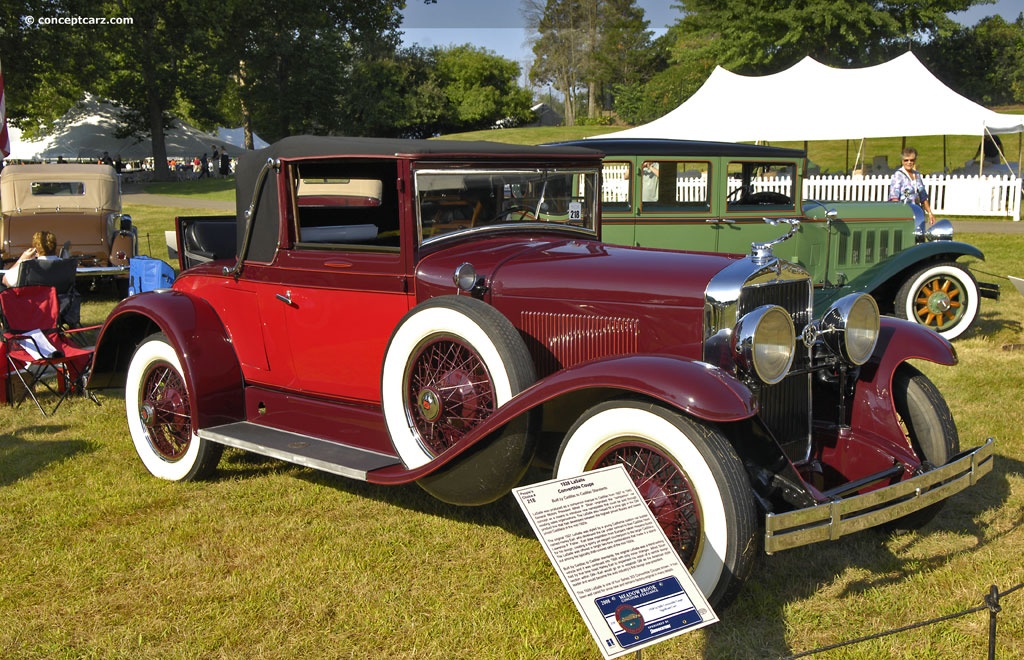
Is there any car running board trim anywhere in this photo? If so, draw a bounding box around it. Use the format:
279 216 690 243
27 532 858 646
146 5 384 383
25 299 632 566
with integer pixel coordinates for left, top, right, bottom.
199 421 401 481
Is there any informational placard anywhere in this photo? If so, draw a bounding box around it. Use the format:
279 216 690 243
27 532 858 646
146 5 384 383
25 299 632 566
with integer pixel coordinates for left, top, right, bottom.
513 465 717 659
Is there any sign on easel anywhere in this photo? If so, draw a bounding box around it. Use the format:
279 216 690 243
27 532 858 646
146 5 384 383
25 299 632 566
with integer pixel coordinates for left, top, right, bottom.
513 465 717 658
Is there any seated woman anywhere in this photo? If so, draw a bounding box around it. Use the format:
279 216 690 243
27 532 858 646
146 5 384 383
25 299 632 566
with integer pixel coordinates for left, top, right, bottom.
3 230 60 288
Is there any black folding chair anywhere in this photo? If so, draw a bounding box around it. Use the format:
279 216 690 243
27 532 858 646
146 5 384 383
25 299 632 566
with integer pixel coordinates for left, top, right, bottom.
15 258 82 329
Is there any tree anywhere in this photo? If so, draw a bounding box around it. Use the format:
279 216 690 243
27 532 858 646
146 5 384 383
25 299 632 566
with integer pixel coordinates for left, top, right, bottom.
433 46 533 130
923 14 1024 107
526 0 655 125
1 0 94 135
591 0 657 115
669 0 987 74
5 0 237 177
527 0 588 126
95 0 232 180
225 0 405 142
613 31 708 125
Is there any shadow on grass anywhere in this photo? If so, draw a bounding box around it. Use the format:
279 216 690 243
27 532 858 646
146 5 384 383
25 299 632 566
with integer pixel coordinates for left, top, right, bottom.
216 448 540 539
970 309 1023 338
702 451 1022 658
0 423 94 487
195 434 1019 658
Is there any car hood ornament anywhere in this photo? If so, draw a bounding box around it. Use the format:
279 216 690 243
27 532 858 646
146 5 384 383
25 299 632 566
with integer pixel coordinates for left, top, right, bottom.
751 217 801 265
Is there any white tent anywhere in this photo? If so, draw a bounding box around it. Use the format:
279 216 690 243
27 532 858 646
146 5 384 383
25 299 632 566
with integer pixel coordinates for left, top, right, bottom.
8 94 244 161
216 126 269 150
603 52 1024 143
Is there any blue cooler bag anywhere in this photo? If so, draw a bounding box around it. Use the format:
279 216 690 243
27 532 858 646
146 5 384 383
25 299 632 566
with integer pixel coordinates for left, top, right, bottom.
128 256 176 295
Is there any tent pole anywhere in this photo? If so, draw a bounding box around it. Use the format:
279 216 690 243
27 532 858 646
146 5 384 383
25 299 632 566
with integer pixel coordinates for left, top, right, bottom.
854 138 865 174
1018 133 1022 177
979 133 984 176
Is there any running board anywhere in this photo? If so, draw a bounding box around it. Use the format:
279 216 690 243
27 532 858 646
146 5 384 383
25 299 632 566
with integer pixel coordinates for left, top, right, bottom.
979 281 1000 300
199 421 401 481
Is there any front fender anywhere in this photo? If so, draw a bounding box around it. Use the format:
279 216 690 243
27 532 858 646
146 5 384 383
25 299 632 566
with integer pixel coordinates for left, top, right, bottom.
88 290 245 429
813 241 985 313
849 316 957 443
369 354 757 485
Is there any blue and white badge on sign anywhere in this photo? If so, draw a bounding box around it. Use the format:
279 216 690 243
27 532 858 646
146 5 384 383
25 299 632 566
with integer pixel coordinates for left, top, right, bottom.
596 577 708 649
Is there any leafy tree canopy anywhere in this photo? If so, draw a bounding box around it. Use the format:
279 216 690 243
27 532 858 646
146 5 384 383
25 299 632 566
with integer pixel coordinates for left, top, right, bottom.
669 0 983 73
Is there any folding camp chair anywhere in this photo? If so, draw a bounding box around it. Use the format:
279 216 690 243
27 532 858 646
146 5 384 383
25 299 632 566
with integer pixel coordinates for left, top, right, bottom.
15 258 82 328
0 285 100 415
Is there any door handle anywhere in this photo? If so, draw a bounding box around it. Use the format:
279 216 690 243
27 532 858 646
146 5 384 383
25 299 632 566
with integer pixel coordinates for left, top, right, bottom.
275 290 296 306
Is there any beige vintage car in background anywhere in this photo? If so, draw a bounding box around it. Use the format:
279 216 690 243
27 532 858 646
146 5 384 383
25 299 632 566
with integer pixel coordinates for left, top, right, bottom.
1 163 136 292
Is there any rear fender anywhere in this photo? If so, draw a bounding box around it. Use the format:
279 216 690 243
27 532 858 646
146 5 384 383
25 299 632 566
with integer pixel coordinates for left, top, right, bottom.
369 354 757 484
814 241 984 313
88 290 245 428
109 227 137 267
850 316 957 443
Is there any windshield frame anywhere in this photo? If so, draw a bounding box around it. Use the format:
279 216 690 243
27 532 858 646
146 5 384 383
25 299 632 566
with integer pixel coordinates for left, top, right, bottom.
414 166 600 247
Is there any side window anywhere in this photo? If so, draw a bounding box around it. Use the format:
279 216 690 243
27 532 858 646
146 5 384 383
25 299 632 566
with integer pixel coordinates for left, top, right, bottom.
601 161 632 211
726 161 796 211
293 161 400 250
639 160 710 211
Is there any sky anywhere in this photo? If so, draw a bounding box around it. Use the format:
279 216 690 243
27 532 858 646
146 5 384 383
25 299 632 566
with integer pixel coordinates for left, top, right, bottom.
400 0 681 75
399 0 1024 86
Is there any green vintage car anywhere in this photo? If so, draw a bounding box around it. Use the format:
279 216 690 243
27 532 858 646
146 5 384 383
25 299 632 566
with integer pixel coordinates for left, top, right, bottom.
554 138 999 340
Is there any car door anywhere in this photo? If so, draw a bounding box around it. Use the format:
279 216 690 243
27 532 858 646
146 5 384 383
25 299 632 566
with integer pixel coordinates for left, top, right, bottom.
629 157 719 252
259 161 412 404
714 159 804 256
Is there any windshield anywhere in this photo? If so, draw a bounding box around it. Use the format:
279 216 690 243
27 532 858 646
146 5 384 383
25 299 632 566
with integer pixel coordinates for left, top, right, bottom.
415 167 600 244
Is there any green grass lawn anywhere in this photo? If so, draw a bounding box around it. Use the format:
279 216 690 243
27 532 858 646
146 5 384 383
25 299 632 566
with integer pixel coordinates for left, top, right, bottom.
139 176 236 203
2 175 1023 658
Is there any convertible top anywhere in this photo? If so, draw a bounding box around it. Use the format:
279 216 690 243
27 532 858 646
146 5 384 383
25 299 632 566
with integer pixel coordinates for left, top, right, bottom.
233 135 605 261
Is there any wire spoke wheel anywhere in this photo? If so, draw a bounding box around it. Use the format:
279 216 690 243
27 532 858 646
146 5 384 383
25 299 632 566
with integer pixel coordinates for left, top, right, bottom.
555 400 757 608
382 296 537 505
592 440 702 567
138 360 193 461
406 335 496 456
126 333 222 481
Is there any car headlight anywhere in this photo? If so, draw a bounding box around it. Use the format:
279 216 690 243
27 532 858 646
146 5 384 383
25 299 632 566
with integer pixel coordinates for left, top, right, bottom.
733 305 795 385
819 293 880 365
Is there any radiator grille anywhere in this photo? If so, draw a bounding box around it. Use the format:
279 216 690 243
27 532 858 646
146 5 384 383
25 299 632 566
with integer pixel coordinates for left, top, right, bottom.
738 278 812 455
521 311 639 374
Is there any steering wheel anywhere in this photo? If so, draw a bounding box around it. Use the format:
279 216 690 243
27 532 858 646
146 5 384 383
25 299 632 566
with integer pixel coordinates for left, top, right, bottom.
727 184 750 201
747 191 791 205
491 205 537 223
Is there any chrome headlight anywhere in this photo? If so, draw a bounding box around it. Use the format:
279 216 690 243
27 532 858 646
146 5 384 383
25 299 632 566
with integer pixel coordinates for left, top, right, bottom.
733 305 795 385
819 293 880 365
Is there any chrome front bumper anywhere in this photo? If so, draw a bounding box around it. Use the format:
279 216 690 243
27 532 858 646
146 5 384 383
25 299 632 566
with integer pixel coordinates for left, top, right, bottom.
764 437 994 554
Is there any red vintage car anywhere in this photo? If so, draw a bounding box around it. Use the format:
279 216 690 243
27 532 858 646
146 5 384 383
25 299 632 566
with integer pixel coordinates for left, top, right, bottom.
88 136 992 607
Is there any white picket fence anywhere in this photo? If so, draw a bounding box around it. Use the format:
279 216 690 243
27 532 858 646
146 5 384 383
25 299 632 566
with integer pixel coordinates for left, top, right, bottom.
804 173 1022 221
601 164 1022 220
